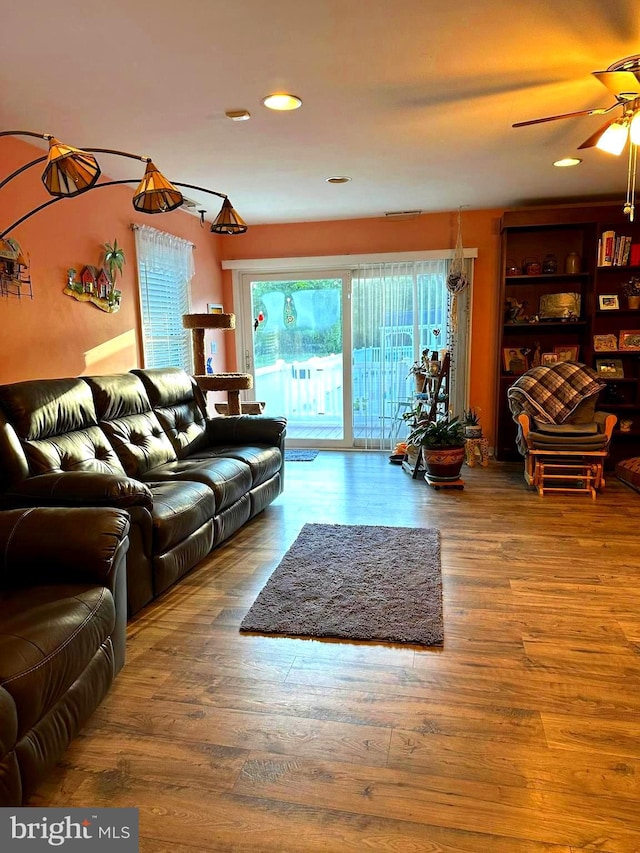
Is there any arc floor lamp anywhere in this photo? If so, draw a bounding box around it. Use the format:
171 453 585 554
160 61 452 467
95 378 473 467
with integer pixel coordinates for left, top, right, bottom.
0 130 247 239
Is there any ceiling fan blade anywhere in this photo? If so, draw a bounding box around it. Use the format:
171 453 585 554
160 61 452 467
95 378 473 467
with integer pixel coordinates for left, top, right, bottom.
592 69 640 100
577 117 619 150
512 107 611 128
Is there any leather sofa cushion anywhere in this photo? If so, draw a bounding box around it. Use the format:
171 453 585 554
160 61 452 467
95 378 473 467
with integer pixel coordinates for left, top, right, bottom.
133 368 209 457
0 378 98 440
0 585 115 738
192 445 282 487
142 457 252 512
85 373 155 421
24 427 125 476
0 687 17 761
147 480 215 553
85 374 177 476
100 415 177 477
0 378 125 477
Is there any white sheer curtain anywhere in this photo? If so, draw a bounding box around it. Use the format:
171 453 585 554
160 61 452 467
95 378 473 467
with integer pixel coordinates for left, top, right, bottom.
134 225 194 369
351 257 472 449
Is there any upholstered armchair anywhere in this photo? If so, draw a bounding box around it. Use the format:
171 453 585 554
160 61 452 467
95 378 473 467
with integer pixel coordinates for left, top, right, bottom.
507 362 617 496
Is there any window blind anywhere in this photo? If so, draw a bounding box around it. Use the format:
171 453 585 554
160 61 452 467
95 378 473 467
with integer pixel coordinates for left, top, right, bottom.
134 224 194 370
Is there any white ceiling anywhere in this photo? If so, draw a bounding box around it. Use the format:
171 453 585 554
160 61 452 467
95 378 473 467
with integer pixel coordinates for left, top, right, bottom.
2 0 639 225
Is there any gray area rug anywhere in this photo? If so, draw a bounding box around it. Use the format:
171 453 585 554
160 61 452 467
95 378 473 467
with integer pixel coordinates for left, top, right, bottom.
240 523 443 646
284 449 319 461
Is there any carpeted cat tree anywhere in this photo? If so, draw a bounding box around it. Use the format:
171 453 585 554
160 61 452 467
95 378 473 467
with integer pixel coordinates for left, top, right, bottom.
182 312 263 415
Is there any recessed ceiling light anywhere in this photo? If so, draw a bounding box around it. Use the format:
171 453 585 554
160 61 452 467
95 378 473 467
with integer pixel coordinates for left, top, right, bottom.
262 93 302 111
553 157 582 167
326 176 351 184
225 110 251 121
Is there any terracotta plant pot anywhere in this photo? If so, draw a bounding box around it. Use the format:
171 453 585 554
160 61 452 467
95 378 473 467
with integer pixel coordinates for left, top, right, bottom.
627 295 640 309
422 446 465 481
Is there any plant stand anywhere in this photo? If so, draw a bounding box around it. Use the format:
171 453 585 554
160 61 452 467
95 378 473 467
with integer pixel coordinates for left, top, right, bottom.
424 473 465 490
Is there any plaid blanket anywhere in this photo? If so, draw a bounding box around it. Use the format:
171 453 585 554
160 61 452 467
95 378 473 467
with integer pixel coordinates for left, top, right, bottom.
507 362 605 425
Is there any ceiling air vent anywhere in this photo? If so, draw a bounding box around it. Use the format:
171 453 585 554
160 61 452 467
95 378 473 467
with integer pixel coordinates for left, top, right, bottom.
181 196 198 209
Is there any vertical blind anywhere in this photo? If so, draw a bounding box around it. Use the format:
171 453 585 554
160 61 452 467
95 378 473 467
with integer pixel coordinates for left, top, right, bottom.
134 224 194 370
351 257 472 449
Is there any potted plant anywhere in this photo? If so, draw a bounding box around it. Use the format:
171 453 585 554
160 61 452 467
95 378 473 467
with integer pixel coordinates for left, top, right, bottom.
407 416 466 481
622 276 640 309
462 407 482 438
407 360 427 393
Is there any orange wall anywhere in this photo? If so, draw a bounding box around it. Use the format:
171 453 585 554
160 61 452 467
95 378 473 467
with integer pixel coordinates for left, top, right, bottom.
220 210 504 445
0 136 225 383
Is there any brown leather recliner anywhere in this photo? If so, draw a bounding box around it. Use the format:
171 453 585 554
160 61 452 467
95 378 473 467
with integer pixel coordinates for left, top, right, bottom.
0 369 286 616
0 506 129 805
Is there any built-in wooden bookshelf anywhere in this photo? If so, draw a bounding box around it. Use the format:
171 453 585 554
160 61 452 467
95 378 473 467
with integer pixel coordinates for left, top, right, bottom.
496 203 640 464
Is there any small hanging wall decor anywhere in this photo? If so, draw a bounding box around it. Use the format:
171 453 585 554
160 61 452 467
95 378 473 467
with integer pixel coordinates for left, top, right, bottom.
64 240 124 313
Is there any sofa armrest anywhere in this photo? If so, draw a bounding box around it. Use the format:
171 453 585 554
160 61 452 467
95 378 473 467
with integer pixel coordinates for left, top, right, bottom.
2 471 153 511
206 415 287 448
0 506 130 588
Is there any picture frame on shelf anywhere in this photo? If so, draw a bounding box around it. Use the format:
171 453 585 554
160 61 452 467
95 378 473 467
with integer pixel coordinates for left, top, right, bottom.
593 334 618 352
619 330 640 351
553 345 579 362
598 294 619 310
596 358 625 379
538 292 581 320
541 352 559 366
207 303 224 314
502 347 529 375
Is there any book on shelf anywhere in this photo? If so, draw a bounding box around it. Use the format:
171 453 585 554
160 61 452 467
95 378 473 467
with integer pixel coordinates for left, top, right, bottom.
597 231 633 266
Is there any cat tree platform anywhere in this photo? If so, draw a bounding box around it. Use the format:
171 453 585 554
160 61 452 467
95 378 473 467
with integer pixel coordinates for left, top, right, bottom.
183 313 260 415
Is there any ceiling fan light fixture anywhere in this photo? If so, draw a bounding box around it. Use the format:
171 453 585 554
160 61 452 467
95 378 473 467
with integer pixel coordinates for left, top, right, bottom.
553 157 582 167
596 119 629 155
630 110 640 145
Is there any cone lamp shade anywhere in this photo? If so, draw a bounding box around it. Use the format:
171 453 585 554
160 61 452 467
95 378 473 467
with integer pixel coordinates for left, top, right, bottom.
210 198 247 234
132 162 183 213
42 137 101 197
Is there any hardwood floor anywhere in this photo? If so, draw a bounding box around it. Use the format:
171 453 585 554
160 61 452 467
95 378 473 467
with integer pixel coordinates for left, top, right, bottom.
31 453 640 852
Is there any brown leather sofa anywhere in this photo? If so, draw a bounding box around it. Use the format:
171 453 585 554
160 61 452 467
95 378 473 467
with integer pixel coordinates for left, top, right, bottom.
0 506 129 806
0 367 286 616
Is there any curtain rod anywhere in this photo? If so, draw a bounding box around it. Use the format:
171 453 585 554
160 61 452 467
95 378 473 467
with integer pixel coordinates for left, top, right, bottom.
130 222 195 248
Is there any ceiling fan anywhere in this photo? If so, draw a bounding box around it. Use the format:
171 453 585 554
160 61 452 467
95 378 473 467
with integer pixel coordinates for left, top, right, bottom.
513 56 640 219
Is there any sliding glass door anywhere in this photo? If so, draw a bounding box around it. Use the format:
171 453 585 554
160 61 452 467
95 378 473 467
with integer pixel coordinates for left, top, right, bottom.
235 258 468 449
238 272 352 446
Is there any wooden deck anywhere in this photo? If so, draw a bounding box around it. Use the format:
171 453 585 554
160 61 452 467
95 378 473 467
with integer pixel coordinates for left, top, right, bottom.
31 453 640 852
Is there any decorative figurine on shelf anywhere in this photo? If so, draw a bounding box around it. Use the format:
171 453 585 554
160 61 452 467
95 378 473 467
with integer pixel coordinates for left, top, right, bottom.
505 296 526 324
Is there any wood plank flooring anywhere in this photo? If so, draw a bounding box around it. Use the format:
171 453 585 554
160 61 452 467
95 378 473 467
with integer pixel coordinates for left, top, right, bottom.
30 453 640 852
